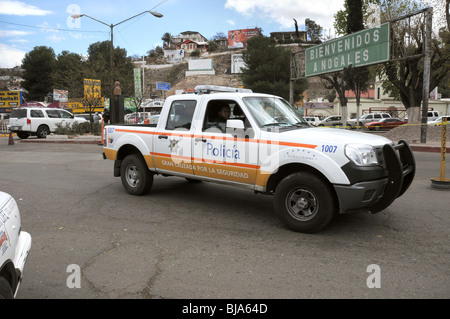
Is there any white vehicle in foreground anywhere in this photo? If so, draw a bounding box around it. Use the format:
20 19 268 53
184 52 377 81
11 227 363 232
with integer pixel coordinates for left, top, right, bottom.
102 85 416 233
0 191 32 298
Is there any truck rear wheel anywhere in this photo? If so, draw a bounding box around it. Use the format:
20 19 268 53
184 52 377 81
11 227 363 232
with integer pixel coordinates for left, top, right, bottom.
36 125 49 138
120 154 153 195
274 172 337 233
17 132 30 139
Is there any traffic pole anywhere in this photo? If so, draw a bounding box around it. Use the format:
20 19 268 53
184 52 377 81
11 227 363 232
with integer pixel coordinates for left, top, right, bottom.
431 116 450 189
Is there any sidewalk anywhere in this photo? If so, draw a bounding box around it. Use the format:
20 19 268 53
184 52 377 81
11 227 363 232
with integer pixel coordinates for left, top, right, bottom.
407 141 448 153
17 134 102 145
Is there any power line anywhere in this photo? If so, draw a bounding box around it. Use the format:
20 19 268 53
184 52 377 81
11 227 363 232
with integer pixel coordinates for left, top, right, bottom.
0 20 107 34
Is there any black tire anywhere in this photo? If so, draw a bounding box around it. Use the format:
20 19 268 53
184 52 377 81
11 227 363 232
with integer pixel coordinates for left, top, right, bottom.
0 276 14 299
185 178 202 183
120 154 153 195
36 125 49 138
17 132 30 139
274 172 337 233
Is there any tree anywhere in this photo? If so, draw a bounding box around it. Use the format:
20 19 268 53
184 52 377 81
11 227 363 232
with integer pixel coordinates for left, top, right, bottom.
85 41 134 99
161 32 173 48
437 29 450 97
320 72 348 116
344 0 370 127
212 32 226 40
240 36 308 103
21 46 56 101
334 0 373 36
346 0 364 33
305 18 323 43
343 65 371 125
373 0 449 122
51 51 85 98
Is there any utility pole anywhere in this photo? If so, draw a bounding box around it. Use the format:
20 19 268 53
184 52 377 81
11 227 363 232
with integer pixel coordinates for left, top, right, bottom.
421 7 433 143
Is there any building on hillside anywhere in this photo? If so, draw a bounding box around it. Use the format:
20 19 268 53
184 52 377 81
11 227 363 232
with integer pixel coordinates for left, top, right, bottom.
0 76 24 91
270 31 308 44
172 31 209 53
177 39 208 53
211 37 228 49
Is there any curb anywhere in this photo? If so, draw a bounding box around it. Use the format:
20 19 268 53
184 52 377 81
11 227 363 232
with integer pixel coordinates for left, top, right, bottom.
19 139 102 145
410 145 448 153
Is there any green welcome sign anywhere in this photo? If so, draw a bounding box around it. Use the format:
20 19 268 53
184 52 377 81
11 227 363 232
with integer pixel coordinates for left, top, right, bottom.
305 22 390 77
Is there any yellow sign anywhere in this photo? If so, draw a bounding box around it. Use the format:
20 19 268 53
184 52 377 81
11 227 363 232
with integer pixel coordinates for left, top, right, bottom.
83 79 101 100
0 91 22 109
69 97 104 113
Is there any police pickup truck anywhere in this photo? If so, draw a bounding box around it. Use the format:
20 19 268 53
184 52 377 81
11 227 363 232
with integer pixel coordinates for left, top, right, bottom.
102 85 415 233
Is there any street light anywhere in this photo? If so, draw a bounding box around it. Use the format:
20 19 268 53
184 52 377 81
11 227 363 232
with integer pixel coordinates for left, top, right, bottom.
72 10 163 124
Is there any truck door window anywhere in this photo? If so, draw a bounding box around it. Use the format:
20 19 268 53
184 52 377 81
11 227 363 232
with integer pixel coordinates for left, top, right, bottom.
203 100 251 133
165 100 197 130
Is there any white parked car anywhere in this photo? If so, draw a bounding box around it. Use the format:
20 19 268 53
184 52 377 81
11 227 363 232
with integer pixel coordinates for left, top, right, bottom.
428 115 449 126
303 116 320 126
314 115 343 127
0 191 32 298
74 113 102 123
9 107 84 139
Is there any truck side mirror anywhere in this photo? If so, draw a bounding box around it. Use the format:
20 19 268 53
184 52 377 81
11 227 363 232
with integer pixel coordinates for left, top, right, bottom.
226 119 244 129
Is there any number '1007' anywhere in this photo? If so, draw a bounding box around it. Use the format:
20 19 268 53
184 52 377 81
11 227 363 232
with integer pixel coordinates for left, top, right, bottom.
322 145 337 153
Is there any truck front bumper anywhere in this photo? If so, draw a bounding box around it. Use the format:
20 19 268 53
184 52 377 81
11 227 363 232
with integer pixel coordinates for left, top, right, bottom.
335 140 415 214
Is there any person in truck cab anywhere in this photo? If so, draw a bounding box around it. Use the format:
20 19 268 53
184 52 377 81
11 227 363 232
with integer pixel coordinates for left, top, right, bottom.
214 103 231 123
212 102 231 133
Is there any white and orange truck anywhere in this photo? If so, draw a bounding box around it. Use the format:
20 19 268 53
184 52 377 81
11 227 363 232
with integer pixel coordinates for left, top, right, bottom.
102 85 415 233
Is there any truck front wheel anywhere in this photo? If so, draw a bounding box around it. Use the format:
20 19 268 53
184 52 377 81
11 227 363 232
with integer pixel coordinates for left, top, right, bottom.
120 154 153 195
274 172 337 233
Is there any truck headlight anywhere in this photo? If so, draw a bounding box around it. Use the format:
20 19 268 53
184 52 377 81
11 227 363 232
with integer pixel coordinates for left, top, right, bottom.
345 144 378 166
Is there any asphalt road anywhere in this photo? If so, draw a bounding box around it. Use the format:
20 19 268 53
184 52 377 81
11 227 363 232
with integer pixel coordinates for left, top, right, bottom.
0 140 448 299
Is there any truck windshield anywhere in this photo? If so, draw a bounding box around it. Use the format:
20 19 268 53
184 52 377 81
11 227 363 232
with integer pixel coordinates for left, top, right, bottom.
242 96 309 129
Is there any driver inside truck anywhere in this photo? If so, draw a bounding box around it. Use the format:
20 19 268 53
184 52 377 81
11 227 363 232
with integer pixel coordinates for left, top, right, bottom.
214 103 231 123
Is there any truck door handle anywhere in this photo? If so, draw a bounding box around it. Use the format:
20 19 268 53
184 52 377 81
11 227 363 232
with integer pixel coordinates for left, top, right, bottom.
195 138 207 143
158 135 168 139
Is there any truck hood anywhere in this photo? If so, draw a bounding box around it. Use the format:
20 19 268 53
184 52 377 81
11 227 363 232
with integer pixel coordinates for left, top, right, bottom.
280 127 393 147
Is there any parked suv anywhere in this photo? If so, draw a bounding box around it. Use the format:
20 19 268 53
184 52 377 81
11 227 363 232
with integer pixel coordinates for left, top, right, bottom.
9 107 85 139
347 113 391 128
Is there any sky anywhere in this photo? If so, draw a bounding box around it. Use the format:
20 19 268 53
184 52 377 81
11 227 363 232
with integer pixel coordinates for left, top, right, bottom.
0 0 346 68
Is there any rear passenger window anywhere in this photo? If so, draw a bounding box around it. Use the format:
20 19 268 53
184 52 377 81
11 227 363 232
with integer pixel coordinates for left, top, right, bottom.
46 110 60 118
30 110 44 118
165 100 197 130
